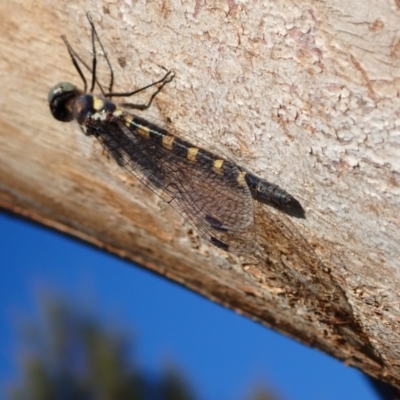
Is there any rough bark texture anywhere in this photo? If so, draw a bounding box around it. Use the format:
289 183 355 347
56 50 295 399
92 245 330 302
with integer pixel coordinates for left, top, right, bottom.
1 0 399 388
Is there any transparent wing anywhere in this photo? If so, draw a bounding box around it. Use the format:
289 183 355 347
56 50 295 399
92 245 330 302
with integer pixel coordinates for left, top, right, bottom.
86 112 256 253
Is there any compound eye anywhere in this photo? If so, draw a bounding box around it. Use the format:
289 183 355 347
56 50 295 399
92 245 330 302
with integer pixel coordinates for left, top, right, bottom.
48 82 81 122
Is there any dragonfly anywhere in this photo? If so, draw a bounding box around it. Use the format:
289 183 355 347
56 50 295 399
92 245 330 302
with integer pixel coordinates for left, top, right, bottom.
48 13 305 253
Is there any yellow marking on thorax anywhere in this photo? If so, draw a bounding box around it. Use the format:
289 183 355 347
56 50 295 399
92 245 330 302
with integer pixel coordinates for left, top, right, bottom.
137 125 151 139
124 114 133 127
92 96 105 111
113 108 123 117
237 171 247 186
187 147 199 161
213 159 224 174
162 135 175 150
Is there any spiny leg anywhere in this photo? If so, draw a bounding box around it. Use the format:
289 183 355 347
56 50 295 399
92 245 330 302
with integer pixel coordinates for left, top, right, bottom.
116 69 175 111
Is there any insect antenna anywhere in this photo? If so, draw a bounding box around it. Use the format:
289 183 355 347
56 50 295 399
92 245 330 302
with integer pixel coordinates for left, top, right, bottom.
86 12 114 94
61 35 88 94
61 13 175 109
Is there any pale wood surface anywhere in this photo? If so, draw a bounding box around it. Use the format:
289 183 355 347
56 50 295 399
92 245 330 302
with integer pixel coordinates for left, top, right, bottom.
1 0 400 387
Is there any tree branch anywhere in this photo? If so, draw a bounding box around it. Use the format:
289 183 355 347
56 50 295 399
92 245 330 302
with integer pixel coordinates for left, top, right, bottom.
1 0 399 388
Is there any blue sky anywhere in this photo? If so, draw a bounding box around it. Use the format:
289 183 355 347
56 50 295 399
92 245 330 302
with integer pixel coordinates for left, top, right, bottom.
0 212 379 400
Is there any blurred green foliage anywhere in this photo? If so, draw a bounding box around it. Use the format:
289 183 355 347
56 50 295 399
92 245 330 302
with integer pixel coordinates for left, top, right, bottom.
7 296 280 400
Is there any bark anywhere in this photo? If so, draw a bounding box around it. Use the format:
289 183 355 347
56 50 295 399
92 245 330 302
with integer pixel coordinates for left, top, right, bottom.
1 0 399 388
